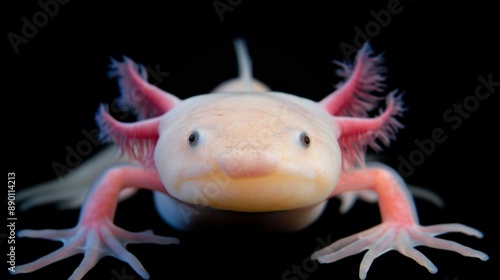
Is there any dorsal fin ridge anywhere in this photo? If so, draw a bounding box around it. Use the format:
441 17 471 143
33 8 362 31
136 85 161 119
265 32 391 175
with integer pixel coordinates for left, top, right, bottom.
211 38 270 93
233 37 253 91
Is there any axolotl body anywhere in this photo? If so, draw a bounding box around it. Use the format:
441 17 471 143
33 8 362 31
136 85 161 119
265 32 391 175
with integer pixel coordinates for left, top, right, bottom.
15 39 488 279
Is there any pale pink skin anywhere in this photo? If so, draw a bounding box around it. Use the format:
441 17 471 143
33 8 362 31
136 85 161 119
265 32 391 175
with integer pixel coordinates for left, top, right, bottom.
15 41 488 280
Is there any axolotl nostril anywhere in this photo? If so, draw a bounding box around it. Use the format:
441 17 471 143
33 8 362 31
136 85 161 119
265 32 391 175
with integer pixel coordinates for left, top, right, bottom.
14 38 488 280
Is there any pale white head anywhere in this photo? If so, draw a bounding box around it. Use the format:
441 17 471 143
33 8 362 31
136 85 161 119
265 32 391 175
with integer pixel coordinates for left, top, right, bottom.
154 91 342 212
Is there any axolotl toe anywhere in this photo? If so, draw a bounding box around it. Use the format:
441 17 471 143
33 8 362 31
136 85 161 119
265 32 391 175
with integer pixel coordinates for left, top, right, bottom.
15 39 488 279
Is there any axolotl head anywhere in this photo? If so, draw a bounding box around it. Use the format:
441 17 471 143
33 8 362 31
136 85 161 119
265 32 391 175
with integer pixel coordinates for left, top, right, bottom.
154 92 342 212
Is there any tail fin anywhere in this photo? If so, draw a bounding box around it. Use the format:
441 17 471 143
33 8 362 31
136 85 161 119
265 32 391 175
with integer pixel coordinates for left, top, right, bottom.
212 38 270 93
17 145 138 211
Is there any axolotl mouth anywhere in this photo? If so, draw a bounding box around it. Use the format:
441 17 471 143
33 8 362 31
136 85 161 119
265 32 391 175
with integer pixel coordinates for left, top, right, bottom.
153 155 336 231
172 166 335 212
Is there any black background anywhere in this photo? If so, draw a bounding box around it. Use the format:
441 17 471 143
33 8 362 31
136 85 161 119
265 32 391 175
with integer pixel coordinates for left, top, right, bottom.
4 1 499 280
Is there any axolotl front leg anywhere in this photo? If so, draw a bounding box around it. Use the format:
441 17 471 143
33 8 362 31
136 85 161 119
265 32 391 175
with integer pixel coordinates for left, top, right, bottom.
15 164 179 279
312 164 488 279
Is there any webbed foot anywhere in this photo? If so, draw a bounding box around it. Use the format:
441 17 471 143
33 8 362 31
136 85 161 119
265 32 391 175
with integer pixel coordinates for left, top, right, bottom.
15 220 179 280
311 222 488 279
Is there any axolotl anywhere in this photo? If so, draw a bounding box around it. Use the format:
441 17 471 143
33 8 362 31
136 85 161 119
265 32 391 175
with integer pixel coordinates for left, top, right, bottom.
15 39 488 279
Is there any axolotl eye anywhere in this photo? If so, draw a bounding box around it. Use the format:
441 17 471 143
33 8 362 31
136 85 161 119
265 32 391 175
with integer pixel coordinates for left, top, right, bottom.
300 132 311 147
188 130 200 147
